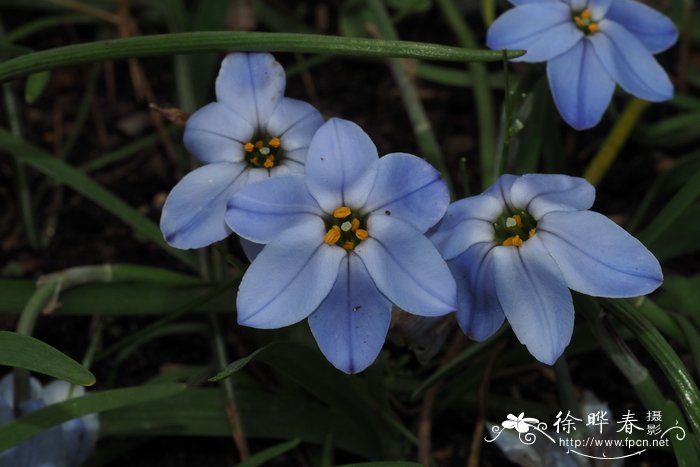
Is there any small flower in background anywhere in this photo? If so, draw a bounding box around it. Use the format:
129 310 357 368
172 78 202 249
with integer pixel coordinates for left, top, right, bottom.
160 52 324 249
0 374 99 467
430 174 662 364
226 118 456 373
486 0 677 130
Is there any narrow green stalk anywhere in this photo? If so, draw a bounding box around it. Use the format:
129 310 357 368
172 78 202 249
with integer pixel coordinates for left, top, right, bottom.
577 294 699 464
4 14 95 43
498 51 513 176
0 31 524 83
366 0 454 198
2 82 39 248
458 157 470 197
583 98 649 186
435 0 497 190
79 129 177 173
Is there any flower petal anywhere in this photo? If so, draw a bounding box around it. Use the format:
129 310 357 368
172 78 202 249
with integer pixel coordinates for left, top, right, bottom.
587 0 613 20
486 3 582 62
266 97 324 154
449 243 505 340
226 175 324 244
215 53 286 129
308 254 392 374
591 20 674 102
183 102 255 164
362 153 449 232
493 236 574 364
355 215 456 316
15 399 68 467
240 238 265 262
161 162 247 249
305 118 379 212
484 174 519 211
538 210 662 297
547 39 616 130
605 0 678 53
236 218 345 328
510 174 595 218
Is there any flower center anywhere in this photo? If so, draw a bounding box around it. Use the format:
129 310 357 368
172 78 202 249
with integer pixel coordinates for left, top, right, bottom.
572 8 599 34
244 136 282 169
323 206 368 251
493 211 537 247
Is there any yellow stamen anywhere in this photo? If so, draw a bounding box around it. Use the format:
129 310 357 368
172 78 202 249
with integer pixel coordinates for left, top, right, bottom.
244 142 255 153
350 218 360 232
324 226 341 245
263 155 275 169
574 16 584 27
342 241 355 251
587 23 599 33
268 137 281 148
580 8 591 19
529 228 536 238
250 156 259 165
355 229 369 241
512 214 523 228
255 140 264 149
502 235 523 247
333 206 352 218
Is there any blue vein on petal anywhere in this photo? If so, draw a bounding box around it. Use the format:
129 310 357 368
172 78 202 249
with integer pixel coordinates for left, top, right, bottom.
366 173 442 215
165 166 246 244
538 226 660 282
244 243 325 320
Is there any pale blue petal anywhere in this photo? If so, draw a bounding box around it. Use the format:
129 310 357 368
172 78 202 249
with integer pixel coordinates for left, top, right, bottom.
236 218 345 328
266 97 324 154
538 211 662 297
215 53 286 129
308 254 392 374
591 20 674 102
355 215 456 316
41 381 98 467
510 0 564 4
449 243 505 341
161 162 247 249
429 195 501 259
567 0 586 10
0 392 11 425
226 176 324 244
240 238 264 262
183 102 254 164
510 174 595 218
0 373 42 404
362 153 449 232
587 0 613 20
547 39 615 130
16 399 68 467
486 3 582 62
606 0 678 53
305 118 379 213
484 174 519 211
493 237 574 364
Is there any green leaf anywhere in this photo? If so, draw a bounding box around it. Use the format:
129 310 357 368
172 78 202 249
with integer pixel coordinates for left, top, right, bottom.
209 342 281 382
24 70 50 103
0 331 95 386
386 0 432 13
238 439 301 467
0 383 185 452
0 129 196 268
0 31 524 83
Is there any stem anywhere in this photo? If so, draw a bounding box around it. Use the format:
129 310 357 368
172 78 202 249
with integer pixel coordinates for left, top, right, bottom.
583 98 649 186
365 0 454 199
498 51 512 176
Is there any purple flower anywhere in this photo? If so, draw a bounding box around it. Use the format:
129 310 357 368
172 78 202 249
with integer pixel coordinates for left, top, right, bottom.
160 53 324 249
225 118 456 373
0 373 99 467
487 0 677 129
430 174 662 364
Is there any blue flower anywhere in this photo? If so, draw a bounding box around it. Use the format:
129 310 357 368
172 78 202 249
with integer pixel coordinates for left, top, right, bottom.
225 118 456 373
160 53 324 249
0 374 99 466
486 0 677 129
429 174 662 364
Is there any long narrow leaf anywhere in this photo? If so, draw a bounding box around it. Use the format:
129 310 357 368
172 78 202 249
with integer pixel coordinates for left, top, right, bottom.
0 331 95 386
0 31 524 82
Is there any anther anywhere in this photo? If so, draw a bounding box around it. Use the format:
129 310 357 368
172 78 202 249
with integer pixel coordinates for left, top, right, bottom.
351 218 360 231
333 206 352 218
502 235 523 247
255 140 264 149
324 226 341 245
355 229 369 241
244 142 255 152
529 228 536 238
588 23 599 33
268 137 281 148
342 241 355 251
263 155 275 169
